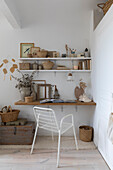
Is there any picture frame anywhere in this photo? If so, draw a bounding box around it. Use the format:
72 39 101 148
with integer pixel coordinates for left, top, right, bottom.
20 43 34 58
31 47 40 56
37 84 51 101
32 80 46 94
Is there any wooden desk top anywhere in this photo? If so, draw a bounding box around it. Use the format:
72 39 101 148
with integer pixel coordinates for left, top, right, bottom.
15 100 96 106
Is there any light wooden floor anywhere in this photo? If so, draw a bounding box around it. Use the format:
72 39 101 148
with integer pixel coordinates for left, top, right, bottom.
0 149 109 170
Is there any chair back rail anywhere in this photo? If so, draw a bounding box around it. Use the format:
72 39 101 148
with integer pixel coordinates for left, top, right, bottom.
33 106 59 132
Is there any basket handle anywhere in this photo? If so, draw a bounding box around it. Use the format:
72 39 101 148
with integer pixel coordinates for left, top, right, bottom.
97 3 105 9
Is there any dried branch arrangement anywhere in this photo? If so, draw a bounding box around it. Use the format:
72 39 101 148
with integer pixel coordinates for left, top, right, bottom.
11 69 36 90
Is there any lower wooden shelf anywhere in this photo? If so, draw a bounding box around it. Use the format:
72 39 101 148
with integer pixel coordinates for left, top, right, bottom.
15 100 96 106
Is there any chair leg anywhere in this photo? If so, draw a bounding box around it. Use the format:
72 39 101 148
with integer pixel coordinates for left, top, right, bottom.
57 131 61 168
30 124 39 154
73 125 78 150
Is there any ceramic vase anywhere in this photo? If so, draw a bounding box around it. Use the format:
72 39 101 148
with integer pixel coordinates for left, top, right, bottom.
20 87 31 101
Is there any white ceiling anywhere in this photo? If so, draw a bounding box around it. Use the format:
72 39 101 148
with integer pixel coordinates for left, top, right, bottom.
0 0 107 29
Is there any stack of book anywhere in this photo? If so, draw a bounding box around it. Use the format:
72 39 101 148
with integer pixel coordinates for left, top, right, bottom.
78 60 91 70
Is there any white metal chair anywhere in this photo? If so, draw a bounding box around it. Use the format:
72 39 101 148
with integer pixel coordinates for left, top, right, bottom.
30 106 78 167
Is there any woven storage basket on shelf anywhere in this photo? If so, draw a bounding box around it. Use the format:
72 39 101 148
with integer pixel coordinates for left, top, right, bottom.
0 110 20 123
79 125 93 142
97 0 113 15
42 60 54 70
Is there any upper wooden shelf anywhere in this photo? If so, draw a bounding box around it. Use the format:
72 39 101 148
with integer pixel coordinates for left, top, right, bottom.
19 57 91 61
15 100 96 106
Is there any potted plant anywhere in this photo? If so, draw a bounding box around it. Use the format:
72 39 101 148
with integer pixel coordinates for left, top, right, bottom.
12 70 36 101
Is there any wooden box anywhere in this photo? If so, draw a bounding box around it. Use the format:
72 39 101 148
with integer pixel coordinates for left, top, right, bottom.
0 121 35 145
19 63 30 70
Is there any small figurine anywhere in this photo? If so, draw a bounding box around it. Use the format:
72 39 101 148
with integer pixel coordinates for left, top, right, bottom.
84 48 90 57
54 86 60 99
65 44 76 57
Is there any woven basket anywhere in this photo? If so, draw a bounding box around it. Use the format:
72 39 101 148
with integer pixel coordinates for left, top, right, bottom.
25 96 33 103
36 51 48 58
97 0 113 15
79 125 93 142
0 110 20 123
42 60 54 70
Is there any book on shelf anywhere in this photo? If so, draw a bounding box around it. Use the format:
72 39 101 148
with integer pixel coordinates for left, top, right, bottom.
78 60 91 70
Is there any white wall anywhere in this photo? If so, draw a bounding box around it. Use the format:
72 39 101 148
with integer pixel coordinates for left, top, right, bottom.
0 0 98 136
91 5 113 169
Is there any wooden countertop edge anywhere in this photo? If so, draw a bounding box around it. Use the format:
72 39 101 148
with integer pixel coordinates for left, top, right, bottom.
14 101 96 106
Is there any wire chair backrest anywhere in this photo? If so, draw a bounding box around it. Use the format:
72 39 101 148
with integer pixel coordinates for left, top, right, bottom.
33 106 59 133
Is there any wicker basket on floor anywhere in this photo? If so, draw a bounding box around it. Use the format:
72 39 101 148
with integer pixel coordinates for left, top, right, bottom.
97 0 113 15
0 110 20 123
79 125 93 142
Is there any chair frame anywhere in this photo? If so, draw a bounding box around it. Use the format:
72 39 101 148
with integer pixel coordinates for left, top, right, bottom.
30 106 78 168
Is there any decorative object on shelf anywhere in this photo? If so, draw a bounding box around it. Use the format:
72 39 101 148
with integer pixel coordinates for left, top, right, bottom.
84 48 90 57
37 84 51 100
0 106 20 123
19 63 30 70
33 62 38 70
73 65 78 70
38 64 43 70
20 43 34 58
79 125 93 142
54 86 60 99
65 44 68 57
32 50 48 58
27 53 32 58
57 65 69 70
42 60 54 70
97 0 113 15
75 79 87 100
31 47 40 57
47 51 60 58
79 94 91 102
69 48 76 57
67 73 73 81
65 44 76 57
20 87 31 101
75 79 92 102
12 69 36 101
62 54 66 58
47 51 56 58
73 61 79 70
25 96 33 103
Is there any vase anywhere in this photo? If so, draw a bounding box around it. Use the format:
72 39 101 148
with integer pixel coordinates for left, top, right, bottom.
20 87 31 102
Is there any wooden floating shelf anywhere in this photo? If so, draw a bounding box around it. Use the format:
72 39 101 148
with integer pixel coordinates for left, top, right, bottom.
19 57 91 61
19 70 91 73
15 100 96 106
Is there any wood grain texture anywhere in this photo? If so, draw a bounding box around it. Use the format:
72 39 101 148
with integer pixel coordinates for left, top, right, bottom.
0 122 35 145
0 149 109 170
15 100 96 106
